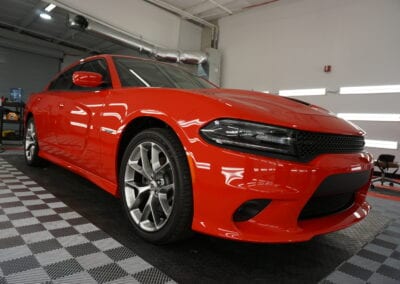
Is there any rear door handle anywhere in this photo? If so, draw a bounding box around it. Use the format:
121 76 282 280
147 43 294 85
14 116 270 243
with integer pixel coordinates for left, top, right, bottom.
58 103 65 109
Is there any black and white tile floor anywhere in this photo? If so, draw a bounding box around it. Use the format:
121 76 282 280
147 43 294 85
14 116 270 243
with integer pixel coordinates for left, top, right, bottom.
0 158 175 284
322 197 400 283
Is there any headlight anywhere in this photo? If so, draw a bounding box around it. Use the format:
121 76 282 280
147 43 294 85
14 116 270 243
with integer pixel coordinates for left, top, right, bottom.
200 119 297 156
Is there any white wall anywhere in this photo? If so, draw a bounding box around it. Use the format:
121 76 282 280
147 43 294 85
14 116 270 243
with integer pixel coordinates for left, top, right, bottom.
219 0 400 91
178 19 202 51
50 0 202 51
218 0 400 158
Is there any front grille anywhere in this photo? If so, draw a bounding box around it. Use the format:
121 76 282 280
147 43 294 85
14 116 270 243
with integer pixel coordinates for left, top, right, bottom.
295 132 365 161
299 171 370 220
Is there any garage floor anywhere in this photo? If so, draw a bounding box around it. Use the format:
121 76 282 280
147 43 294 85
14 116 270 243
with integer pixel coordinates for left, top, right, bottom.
1 153 400 283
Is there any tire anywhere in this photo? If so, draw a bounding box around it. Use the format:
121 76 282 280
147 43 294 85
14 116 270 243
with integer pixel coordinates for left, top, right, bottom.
119 128 193 244
24 117 45 166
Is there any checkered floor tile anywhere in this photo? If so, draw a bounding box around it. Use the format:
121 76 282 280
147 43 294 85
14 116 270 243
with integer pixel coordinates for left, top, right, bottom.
322 196 400 284
0 144 23 156
0 158 175 284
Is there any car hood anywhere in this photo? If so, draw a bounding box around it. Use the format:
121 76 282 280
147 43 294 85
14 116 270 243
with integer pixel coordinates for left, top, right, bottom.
189 88 365 136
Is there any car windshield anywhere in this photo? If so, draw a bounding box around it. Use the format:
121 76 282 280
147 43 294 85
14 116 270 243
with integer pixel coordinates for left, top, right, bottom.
113 57 215 89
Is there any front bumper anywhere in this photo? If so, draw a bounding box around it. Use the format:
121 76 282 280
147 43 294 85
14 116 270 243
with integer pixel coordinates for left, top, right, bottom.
187 143 373 243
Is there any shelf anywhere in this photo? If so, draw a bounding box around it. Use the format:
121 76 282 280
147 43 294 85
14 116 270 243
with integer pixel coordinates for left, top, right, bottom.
1 137 23 141
0 101 24 143
2 102 25 107
2 120 21 124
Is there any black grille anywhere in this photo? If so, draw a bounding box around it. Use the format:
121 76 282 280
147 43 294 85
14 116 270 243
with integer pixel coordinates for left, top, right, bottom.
295 132 365 161
299 193 355 220
299 171 370 220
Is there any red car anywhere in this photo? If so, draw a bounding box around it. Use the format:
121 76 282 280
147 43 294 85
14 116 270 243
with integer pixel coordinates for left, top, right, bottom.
24 55 373 244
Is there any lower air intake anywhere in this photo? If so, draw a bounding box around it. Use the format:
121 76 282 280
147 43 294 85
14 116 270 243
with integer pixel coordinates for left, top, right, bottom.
299 171 370 220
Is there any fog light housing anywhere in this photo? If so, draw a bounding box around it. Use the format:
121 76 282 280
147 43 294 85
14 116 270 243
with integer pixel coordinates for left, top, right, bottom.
233 199 271 222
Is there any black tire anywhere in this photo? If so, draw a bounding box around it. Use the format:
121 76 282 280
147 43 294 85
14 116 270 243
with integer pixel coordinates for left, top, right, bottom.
24 117 46 166
119 128 193 244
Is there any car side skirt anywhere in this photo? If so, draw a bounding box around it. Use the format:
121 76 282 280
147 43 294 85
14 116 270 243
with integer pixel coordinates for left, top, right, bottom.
39 151 118 196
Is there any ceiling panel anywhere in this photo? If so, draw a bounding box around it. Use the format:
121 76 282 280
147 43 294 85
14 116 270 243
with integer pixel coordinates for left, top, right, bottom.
0 0 115 55
0 0 280 57
156 0 279 20
0 0 40 25
161 0 205 10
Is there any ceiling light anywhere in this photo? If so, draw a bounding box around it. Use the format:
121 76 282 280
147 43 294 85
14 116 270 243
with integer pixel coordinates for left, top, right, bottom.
279 88 326 97
39 12 52 20
44 3 56 12
365 139 398 150
340 84 400 95
337 113 400 122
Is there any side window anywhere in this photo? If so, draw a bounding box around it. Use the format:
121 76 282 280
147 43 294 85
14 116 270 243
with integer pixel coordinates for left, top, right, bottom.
162 67 204 89
48 65 80 91
129 62 174 87
114 60 147 87
71 59 111 91
114 58 174 88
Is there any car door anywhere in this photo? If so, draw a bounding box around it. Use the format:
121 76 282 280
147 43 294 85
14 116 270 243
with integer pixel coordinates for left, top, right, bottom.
55 59 111 175
30 90 57 154
32 65 80 156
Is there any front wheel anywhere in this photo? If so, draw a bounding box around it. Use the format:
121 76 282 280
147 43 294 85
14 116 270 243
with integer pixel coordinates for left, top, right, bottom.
119 128 193 244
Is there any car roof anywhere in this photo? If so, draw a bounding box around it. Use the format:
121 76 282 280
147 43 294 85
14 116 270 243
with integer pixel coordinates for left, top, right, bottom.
81 54 154 63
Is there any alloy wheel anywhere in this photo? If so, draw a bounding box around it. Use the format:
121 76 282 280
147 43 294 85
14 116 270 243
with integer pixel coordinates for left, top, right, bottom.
123 141 175 232
25 121 36 162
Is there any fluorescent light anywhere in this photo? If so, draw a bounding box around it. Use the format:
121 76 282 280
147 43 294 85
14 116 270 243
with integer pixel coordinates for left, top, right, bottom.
39 12 52 20
44 3 56 12
340 84 400 95
279 88 326 97
365 139 398 150
337 113 400 122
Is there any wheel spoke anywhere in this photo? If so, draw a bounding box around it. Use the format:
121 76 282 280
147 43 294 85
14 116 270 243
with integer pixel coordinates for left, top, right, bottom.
140 202 152 222
151 143 161 172
124 185 136 209
149 194 164 229
126 180 151 195
25 140 33 152
157 193 172 217
140 145 153 179
31 131 36 141
125 181 151 210
140 196 159 229
159 183 174 193
128 160 144 176
154 161 169 174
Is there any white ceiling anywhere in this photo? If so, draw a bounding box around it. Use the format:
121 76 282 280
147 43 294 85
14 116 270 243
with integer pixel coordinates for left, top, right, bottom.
149 0 279 21
0 0 279 56
0 0 115 55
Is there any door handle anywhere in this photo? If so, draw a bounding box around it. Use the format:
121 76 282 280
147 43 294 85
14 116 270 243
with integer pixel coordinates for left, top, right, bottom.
58 103 65 109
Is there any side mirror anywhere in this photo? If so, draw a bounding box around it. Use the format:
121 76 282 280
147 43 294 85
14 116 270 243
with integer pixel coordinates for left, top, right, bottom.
72 71 103 88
